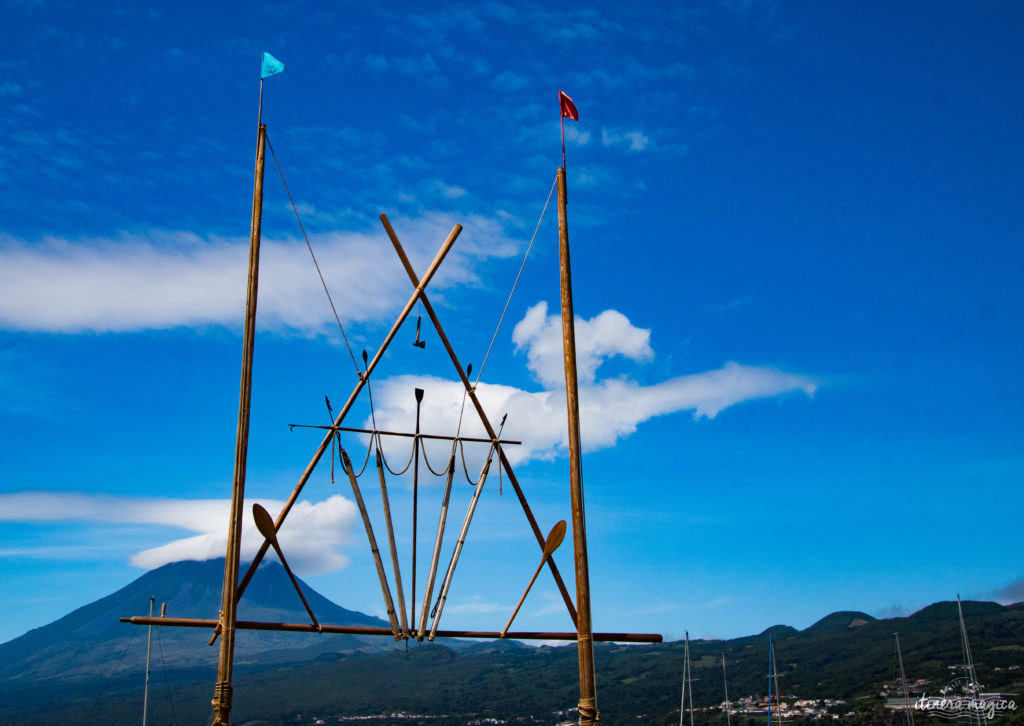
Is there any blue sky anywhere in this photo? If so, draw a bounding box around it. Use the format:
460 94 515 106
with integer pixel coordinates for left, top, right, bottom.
1 0 1023 646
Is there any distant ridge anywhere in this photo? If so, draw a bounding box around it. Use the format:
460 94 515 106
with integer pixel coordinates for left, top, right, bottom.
4 592 1020 725
1 563 1022 725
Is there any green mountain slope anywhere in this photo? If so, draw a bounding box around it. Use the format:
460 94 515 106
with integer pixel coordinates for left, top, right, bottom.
2 560 1022 726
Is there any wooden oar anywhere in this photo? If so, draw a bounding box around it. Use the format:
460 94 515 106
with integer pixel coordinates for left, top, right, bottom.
500 520 567 638
252 503 320 630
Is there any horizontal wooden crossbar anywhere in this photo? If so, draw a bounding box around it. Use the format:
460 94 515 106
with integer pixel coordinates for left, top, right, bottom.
289 423 520 446
120 616 662 643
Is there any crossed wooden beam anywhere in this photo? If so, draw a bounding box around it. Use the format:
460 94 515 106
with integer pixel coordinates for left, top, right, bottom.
127 216 660 644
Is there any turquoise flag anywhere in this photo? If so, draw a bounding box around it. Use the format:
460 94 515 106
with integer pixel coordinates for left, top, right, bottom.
261 52 286 79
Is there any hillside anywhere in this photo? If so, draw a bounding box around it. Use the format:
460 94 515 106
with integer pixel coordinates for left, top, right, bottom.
1 560 1022 725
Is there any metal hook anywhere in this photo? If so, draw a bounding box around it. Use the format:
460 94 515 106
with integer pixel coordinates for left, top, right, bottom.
413 315 426 348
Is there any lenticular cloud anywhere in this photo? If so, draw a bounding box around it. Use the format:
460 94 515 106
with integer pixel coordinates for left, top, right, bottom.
368 303 817 464
0 492 358 575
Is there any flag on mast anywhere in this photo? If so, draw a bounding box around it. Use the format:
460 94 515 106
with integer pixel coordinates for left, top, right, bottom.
559 90 579 121
261 52 286 79
559 90 579 170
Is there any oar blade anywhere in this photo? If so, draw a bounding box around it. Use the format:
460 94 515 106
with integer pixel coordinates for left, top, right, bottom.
252 503 277 542
543 519 567 557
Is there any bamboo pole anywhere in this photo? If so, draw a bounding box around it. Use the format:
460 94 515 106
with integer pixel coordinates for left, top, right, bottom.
377 449 408 637
122 616 662 643
418 451 455 640
143 596 154 726
341 449 401 639
556 165 598 725
411 388 423 630
211 122 266 726
379 213 579 628
288 423 520 446
428 457 492 641
227 225 461 617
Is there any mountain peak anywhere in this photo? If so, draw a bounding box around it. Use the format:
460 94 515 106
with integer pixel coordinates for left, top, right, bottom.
0 557 392 684
804 610 876 634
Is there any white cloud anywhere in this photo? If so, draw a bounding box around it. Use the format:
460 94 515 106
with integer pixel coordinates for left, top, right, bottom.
0 213 520 334
564 125 591 146
601 128 651 152
368 303 816 464
512 301 653 387
989 576 1024 605
0 491 358 574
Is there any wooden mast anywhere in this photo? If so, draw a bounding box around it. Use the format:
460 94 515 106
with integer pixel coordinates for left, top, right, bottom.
556 165 598 724
212 115 266 726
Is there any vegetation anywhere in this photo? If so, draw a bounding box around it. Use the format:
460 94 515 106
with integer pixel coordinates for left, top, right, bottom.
3 600 1021 725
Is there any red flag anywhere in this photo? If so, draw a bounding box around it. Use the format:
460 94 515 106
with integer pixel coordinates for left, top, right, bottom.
559 90 579 121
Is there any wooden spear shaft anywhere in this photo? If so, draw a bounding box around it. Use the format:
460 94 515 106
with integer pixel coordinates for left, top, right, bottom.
418 451 455 640
341 449 401 638
556 165 598 725
212 122 266 726
428 456 491 641
377 448 408 637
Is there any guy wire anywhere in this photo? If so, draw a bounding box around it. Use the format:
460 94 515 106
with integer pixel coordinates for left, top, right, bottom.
265 133 360 375
474 172 556 387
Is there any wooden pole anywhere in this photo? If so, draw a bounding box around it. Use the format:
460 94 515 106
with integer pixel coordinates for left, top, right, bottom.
418 451 455 640
341 449 401 638
556 165 598 724
143 596 153 726
412 388 423 629
288 423 520 446
123 616 662 643
428 455 493 641
377 449 409 637
212 122 266 726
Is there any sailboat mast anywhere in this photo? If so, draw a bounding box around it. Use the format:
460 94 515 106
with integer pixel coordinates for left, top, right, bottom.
722 652 731 726
212 119 267 726
680 631 694 726
957 595 985 726
687 633 695 726
556 165 598 725
766 633 784 726
767 633 773 726
142 595 154 726
895 632 915 726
